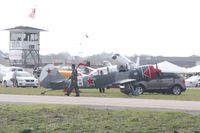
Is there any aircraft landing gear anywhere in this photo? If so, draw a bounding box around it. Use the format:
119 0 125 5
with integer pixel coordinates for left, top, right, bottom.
120 83 140 96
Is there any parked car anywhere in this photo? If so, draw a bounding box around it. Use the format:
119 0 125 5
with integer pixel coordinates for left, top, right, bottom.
185 75 200 87
2 71 39 88
134 72 186 95
0 66 24 83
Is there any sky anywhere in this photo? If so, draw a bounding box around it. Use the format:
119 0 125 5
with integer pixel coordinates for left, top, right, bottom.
0 0 200 57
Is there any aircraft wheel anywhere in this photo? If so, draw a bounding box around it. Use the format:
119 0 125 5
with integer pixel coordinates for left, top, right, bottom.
171 85 182 95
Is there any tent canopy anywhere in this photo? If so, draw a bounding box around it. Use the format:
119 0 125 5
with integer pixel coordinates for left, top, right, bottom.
186 65 200 73
153 61 186 73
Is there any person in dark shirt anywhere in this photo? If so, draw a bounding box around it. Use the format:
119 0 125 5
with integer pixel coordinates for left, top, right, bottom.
119 65 126 72
12 70 17 87
98 70 105 93
65 64 80 96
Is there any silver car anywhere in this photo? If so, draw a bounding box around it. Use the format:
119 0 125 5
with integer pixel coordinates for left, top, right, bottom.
135 72 186 95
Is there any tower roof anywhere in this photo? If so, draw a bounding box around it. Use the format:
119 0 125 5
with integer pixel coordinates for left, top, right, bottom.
4 26 47 32
0 51 8 59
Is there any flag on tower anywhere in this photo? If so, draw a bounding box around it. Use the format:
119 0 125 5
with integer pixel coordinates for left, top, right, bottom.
85 34 89 38
29 8 36 19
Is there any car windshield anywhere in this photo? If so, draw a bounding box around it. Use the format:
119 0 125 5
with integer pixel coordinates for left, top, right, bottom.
16 72 31 77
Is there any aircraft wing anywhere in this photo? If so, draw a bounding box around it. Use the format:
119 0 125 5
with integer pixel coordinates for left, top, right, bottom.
98 79 136 88
49 79 67 84
115 79 136 85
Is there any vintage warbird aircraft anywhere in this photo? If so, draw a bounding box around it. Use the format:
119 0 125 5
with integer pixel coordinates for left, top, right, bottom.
39 62 161 96
39 64 136 94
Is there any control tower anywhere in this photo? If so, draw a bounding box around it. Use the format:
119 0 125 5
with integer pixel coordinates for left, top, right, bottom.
5 26 46 67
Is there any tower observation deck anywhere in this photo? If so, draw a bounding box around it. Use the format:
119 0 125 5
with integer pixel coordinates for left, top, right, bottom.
5 26 47 68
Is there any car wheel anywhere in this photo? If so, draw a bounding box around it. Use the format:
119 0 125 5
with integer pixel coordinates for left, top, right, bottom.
171 85 182 95
135 85 144 95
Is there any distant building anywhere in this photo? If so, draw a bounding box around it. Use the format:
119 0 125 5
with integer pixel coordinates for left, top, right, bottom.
130 55 200 68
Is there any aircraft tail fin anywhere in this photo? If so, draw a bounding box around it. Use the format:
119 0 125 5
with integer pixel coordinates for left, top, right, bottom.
39 64 55 82
39 64 68 89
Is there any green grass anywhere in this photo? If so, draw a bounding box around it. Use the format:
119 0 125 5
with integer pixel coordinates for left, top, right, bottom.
0 104 200 133
1 86 200 101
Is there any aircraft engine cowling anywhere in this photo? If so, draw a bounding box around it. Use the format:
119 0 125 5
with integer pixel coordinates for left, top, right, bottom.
112 53 136 70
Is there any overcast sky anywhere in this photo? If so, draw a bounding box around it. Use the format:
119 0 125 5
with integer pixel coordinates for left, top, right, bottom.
0 0 200 57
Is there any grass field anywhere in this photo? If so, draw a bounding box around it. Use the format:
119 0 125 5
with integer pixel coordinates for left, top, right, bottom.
0 104 200 133
1 86 200 101
0 87 200 132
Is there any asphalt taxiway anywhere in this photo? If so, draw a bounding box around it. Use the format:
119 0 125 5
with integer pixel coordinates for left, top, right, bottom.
0 94 200 113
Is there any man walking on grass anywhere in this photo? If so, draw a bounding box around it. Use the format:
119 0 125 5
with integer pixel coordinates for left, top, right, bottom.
65 64 80 97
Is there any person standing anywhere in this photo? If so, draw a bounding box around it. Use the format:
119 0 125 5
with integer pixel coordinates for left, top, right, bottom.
98 70 105 93
65 64 80 96
12 70 17 87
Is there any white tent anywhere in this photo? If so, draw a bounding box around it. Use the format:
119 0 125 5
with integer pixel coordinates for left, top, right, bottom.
186 65 200 73
154 61 187 73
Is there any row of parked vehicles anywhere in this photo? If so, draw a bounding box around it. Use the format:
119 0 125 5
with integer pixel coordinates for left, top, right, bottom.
0 65 199 95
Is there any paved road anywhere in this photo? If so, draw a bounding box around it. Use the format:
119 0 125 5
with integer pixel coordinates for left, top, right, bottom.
0 94 200 112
